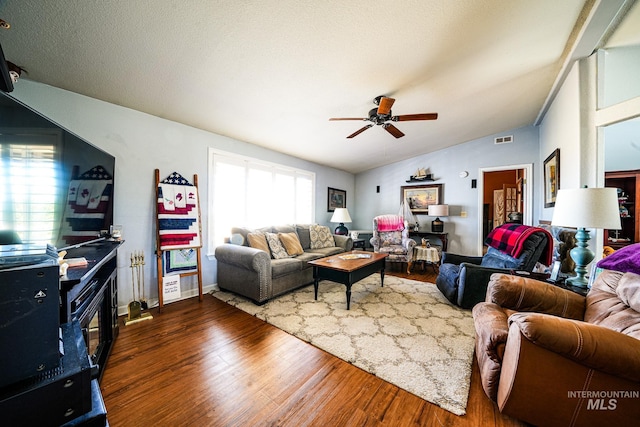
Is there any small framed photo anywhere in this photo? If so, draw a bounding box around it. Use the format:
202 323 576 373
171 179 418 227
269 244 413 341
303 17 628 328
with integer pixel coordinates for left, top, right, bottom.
544 148 560 208
327 187 346 212
549 260 561 282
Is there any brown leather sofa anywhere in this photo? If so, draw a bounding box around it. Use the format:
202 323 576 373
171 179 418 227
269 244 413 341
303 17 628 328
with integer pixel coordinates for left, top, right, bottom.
472 270 640 427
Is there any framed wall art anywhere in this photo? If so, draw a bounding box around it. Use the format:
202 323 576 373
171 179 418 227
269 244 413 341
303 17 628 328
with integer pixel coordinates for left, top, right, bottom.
400 184 443 214
327 187 346 212
544 148 560 208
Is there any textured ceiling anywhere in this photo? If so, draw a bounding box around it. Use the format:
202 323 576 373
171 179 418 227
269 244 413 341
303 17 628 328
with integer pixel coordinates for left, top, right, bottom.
0 1 634 173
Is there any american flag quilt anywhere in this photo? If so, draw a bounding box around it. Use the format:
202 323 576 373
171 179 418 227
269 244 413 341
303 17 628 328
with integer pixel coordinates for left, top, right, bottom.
157 172 201 250
62 165 113 245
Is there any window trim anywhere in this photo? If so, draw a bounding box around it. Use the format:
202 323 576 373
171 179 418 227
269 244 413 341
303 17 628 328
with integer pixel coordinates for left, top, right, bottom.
207 148 315 255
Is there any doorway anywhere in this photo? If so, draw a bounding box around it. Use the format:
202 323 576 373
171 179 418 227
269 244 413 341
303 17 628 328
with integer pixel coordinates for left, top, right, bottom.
477 164 533 254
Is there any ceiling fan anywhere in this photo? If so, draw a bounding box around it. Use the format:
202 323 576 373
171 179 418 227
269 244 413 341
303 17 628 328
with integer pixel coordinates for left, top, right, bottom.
329 95 438 139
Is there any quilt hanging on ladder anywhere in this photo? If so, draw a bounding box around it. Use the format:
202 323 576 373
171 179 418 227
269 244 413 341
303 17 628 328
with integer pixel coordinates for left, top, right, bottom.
157 172 201 250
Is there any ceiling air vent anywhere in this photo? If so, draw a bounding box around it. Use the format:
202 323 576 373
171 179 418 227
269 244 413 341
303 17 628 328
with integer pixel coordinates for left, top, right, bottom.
494 135 513 144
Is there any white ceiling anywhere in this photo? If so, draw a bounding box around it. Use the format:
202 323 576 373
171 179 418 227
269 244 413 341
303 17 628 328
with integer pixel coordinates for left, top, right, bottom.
0 1 636 173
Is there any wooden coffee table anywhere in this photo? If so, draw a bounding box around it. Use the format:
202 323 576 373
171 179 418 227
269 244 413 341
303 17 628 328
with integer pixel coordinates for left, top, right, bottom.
308 251 388 310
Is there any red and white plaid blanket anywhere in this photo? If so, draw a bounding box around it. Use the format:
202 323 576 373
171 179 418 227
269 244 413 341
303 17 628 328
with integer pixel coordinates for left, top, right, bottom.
485 224 553 266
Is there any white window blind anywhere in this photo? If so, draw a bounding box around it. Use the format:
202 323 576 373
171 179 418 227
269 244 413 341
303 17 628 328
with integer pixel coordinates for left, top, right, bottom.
209 149 315 248
0 133 61 244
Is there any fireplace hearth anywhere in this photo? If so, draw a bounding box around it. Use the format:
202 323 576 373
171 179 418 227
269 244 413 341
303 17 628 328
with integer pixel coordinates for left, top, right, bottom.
60 241 121 381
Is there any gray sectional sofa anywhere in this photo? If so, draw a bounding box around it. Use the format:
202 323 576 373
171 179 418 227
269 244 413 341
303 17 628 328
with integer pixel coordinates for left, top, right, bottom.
214 224 353 304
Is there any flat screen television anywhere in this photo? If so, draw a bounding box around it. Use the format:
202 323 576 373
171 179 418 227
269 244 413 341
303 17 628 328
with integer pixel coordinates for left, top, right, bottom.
0 91 115 251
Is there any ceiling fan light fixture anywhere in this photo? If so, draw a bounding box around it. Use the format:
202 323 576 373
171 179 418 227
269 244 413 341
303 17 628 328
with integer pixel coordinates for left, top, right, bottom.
330 96 438 139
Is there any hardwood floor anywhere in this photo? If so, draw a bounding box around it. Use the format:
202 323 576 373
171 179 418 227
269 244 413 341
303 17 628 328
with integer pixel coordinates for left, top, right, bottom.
101 267 527 426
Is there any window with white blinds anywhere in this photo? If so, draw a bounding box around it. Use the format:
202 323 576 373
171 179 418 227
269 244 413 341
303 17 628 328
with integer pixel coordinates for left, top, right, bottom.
0 132 62 244
209 149 315 248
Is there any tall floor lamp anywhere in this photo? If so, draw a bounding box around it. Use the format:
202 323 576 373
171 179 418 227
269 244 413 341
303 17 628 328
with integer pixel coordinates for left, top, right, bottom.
552 187 621 288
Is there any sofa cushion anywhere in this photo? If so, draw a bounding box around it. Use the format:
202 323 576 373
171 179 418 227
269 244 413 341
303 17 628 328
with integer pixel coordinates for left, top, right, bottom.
306 246 344 257
295 224 312 250
247 232 270 253
310 224 334 249
481 247 521 269
616 272 640 312
272 224 296 234
585 269 640 340
377 230 403 246
229 233 245 245
279 232 304 256
231 226 271 246
265 232 291 259
297 251 325 263
271 257 303 278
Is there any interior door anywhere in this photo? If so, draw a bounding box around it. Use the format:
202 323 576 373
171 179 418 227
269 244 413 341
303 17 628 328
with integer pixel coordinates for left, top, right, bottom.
504 183 518 222
493 189 504 228
479 165 532 255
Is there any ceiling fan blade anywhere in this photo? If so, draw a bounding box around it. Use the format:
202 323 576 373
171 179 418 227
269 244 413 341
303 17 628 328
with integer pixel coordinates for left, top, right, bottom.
329 117 367 121
377 97 395 115
383 123 405 138
392 113 438 121
347 124 373 138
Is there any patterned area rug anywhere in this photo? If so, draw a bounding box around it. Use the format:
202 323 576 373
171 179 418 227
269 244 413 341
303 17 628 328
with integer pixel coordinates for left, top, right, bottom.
211 275 475 415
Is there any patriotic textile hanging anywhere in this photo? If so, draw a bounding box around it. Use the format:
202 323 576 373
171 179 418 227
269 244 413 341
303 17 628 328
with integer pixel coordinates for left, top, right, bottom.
163 248 198 276
62 165 113 245
157 172 201 250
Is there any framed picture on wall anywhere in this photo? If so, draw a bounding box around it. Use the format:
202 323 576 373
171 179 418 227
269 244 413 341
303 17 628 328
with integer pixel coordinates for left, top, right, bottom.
400 184 443 214
544 148 560 208
327 187 346 212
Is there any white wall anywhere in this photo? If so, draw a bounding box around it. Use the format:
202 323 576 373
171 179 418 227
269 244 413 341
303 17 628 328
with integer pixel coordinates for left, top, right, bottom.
604 118 640 171
11 80 354 314
354 126 540 254
539 50 640 258
538 62 582 222
600 45 640 108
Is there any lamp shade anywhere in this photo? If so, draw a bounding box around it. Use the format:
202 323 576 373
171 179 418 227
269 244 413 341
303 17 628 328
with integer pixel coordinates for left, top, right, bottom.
552 188 621 230
330 208 352 223
428 204 449 217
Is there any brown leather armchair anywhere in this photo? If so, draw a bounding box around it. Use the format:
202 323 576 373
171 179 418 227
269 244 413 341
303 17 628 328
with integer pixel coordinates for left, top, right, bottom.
473 270 640 427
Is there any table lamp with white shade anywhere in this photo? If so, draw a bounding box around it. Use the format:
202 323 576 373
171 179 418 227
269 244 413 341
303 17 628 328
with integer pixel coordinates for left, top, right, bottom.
330 208 352 235
429 204 449 233
552 187 621 288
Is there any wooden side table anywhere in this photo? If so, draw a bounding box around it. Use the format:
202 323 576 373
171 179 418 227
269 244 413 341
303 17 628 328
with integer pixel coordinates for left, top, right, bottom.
352 238 366 249
412 245 440 273
409 232 448 252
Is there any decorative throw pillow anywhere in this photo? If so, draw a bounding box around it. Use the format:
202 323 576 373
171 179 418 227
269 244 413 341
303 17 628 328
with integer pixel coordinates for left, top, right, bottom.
229 233 245 245
278 232 304 256
265 232 291 259
596 242 640 275
247 232 270 253
310 224 334 249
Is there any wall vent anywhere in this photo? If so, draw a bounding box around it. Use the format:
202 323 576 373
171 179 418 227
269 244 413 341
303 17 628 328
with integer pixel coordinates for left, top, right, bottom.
494 135 513 144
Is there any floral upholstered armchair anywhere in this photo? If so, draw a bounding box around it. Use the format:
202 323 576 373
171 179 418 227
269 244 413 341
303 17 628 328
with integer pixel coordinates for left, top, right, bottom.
370 214 416 274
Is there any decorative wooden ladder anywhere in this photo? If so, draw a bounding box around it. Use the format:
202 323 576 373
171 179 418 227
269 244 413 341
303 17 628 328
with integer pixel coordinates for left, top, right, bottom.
154 169 203 312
